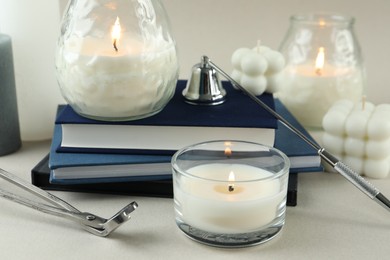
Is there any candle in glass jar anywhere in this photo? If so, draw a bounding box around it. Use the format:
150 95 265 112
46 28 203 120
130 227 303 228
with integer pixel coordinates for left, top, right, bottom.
56 13 179 120
56 37 178 119
174 163 285 234
278 47 364 128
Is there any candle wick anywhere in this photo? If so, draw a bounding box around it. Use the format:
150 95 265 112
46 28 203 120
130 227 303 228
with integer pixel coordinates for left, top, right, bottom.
362 95 366 110
315 68 322 76
228 184 235 192
113 39 118 52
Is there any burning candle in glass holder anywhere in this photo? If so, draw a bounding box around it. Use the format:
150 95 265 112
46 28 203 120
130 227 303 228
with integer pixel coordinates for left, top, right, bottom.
277 13 366 129
172 140 290 248
55 0 179 121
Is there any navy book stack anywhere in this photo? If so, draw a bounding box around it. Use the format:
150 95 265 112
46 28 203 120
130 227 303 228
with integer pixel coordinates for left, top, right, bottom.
49 125 173 184
31 80 323 206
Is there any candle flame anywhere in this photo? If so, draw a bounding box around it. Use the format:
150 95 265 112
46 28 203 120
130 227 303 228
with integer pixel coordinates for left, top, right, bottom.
315 47 325 76
224 147 232 157
228 171 235 192
224 142 232 157
111 16 121 52
319 19 326 27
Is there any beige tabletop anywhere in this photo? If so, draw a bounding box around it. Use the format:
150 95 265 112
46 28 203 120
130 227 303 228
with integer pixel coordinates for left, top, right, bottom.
0 140 389 260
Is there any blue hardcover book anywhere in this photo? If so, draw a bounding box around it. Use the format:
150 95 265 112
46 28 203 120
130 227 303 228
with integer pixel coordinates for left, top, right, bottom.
56 80 277 155
49 99 322 185
32 154 300 206
49 124 173 184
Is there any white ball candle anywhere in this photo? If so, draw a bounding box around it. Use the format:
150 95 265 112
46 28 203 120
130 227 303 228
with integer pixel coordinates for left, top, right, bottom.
231 48 251 69
322 133 344 154
322 99 390 178
262 50 285 74
230 45 286 96
240 74 267 96
240 53 268 75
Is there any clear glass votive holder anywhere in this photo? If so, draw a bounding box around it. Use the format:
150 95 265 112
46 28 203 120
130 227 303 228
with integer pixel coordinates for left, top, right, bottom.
171 140 290 248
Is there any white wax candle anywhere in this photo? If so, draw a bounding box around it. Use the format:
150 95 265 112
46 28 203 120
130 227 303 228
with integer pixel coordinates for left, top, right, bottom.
174 163 286 234
278 64 364 127
57 35 178 118
322 99 390 178
230 46 285 96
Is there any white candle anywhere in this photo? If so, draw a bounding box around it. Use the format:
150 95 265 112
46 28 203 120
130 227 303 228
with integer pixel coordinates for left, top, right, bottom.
277 46 364 128
174 163 286 234
278 63 363 128
230 46 285 96
56 33 178 119
322 99 390 178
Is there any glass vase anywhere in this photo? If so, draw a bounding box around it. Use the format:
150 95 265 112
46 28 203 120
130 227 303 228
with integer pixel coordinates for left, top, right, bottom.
277 13 366 129
55 0 179 121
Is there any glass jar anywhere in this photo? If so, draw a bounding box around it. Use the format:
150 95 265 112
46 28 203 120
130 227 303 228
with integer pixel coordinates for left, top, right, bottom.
277 13 366 129
172 140 290 247
55 0 179 121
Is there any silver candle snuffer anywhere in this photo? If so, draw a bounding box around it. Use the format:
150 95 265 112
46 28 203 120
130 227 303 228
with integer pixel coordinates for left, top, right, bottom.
183 55 390 213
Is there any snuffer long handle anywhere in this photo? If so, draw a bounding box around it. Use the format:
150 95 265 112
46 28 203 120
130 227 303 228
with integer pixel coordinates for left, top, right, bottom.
319 149 390 212
204 55 390 213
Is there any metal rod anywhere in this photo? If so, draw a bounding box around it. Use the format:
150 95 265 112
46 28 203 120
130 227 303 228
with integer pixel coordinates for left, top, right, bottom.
206 56 321 150
203 55 390 213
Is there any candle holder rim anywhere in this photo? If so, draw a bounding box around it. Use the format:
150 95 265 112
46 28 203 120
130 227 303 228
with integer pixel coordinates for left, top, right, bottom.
290 12 355 26
171 140 290 183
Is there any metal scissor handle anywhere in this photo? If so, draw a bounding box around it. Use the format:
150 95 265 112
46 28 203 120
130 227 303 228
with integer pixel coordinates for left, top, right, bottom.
0 168 138 237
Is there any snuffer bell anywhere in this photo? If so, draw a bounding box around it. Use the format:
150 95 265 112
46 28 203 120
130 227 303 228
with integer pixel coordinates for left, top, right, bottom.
182 56 227 105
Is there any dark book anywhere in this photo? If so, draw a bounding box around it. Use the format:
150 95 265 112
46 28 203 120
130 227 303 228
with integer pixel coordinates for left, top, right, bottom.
31 154 299 206
56 80 277 155
33 154 173 198
49 99 322 184
32 87 323 206
50 125 172 184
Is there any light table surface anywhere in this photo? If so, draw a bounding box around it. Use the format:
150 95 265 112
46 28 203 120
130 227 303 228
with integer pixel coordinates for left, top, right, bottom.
0 140 389 260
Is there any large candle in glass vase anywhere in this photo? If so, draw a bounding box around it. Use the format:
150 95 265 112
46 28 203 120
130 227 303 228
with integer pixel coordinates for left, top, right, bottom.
55 0 179 121
277 13 365 129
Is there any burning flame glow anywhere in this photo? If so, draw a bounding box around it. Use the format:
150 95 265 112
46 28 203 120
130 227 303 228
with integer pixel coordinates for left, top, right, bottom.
315 47 325 76
228 171 235 192
228 171 235 182
111 16 121 51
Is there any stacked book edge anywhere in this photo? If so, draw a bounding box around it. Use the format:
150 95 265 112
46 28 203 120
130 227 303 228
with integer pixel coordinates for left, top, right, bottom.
31 80 323 206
